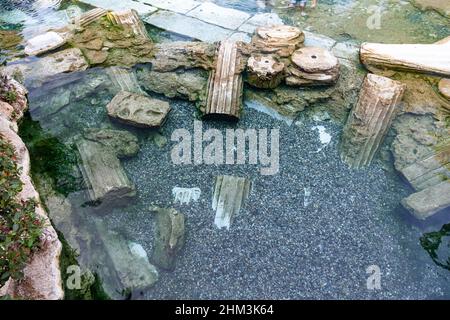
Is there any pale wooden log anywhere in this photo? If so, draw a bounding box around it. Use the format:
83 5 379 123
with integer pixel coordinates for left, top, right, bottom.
204 40 243 120
360 36 450 77
340 74 405 168
246 54 284 89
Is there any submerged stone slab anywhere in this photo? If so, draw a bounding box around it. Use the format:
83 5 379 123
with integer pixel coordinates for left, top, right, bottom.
138 0 201 14
94 219 159 290
151 207 185 271
186 2 250 30
402 181 450 220
76 139 136 206
83 128 140 159
400 142 450 191
238 13 283 34
212 175 251 230
2 48 88 88
303 31 336 50
143 11 233 43
107 91 171 128
24 31 66 56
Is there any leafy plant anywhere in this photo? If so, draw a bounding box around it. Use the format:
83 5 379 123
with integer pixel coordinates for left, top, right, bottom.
0 135 44 286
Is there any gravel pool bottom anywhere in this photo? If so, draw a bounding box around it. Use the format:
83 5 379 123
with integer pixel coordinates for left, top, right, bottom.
82 99 450 299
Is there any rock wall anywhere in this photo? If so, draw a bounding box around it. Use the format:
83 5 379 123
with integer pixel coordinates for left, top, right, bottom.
0 74 63 300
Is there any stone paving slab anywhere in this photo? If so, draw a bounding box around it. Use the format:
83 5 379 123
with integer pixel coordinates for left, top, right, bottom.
186 2 250 30
303 31 337 50
238 13 283 34
80 0 158 15
143 10 233 42
138 0 201 14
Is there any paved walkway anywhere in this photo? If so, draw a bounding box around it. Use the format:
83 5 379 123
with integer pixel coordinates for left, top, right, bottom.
79 0 359 61
79 0 283 43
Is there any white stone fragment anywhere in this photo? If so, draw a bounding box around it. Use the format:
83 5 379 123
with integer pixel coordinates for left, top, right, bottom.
24 31 66 56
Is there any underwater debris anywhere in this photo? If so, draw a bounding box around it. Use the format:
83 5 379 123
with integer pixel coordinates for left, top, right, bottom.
212 175 251 230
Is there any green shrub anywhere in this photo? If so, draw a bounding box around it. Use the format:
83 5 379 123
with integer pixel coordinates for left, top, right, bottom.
0 135 44 286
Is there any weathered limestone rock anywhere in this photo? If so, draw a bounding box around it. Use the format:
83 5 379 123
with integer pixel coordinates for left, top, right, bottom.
360 36 450 77
76 138 136 206
252 25 304 58
204 41 244 120
149 42 217 72
0 116 63 300
340 74 405 168
247 54 285 89
409 0 450 18
0 72 28 125
439 78 450 100
286 47 340 86
82 128 140 158
69 9 153 67
212 175 252 230
94 219 159 291
106 91 171 128
136 67 208 102
2 48 89 88
402 181 450 220
151 207 185 271
24 31 66 56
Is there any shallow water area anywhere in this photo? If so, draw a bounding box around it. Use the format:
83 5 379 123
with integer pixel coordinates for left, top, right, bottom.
0 0 449 300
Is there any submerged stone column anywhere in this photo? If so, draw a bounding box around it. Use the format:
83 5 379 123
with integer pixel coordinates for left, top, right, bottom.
340 73 405 168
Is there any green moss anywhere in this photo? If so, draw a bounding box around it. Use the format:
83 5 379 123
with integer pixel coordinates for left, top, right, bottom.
19 115 83 196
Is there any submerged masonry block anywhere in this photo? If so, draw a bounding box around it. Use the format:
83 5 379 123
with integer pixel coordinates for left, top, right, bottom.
402 181 450 220
76 139 136 206
94 219 159 292
340 74 405 168
213 175 252 230
400 141 450 219
400 142 450 191
151 207 185 271
186 2 251 30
